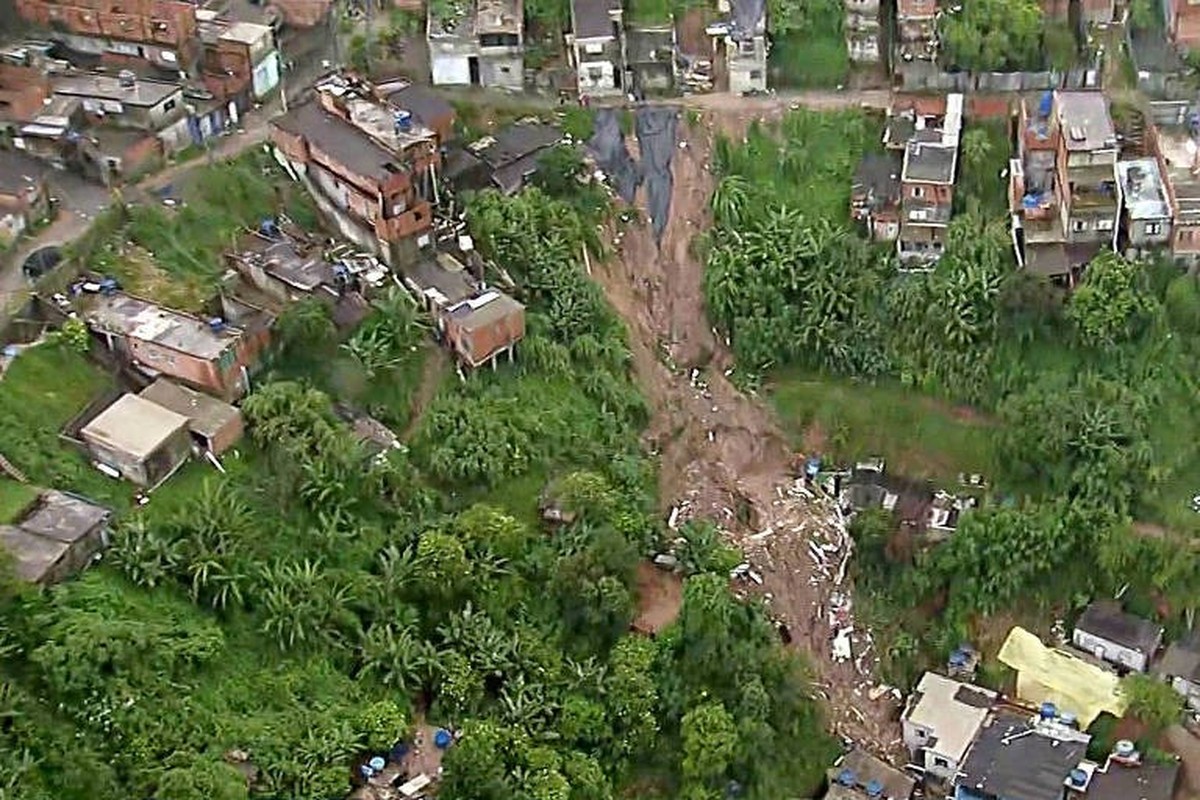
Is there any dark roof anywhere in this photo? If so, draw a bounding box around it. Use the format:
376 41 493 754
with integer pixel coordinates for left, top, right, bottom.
19 490 110 543
626 27 675 63
959 713 1088 800
385 83 454 127
1076 601 1162 654
0 149 45 195
474 123 562 169
1157 631 1200 683
273 101 401 184
852 152 901 210
1087 762 1178 800
825 749 915 800
902 141 956 183
729 0 765 40
573 0 620 39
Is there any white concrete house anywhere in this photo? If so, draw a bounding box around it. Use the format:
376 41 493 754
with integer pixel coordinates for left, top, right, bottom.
1072 601 1163 674
901 671 997 782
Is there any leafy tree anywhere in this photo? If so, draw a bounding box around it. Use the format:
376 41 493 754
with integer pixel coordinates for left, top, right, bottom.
680 701 738 798
1165 274 1200 335
1121 673 1183 734
153 756 249 800
1129 0 1160 29
962 128 993 175
940 0 1044 72
1067 251 1157 348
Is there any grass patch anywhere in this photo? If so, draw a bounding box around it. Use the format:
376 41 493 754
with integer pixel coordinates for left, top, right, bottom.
0 479 39 522
84 153 316 313
957 120 1013 219
0 343 131 506
767 369 996 483
769 32 848 89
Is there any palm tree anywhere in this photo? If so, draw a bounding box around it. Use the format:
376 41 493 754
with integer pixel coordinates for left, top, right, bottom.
962 128 993 174
359 623 438 691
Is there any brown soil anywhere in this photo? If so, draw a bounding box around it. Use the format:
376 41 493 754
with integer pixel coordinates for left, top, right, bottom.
400 720 447 781
591 106 902 760
401 347 450 443
632 560 684 634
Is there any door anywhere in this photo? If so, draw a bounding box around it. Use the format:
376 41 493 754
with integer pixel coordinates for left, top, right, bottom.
468 56 480 86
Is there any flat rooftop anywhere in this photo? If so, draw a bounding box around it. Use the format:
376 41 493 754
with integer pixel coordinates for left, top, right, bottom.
84 291 240 361
476 0 523 34
447 290 523 330
220 20 272 44
959 712 1089 800
903 140 957 183
1076 600 1161 654
0 148 45 195
52 74 180 108
1156 126 1200 220
904 672 997 764
1056 91 1116 152
139 378 240 441
572 0 621 39
1117 158 1170 220
80 393 190 461
407 252 476 306
234 234 337 291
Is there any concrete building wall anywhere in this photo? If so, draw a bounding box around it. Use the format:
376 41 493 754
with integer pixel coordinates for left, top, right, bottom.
1073 629 1150 672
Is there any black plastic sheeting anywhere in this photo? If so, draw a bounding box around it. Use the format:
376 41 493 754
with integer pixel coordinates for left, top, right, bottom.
635 106 677 244
588 108 641 204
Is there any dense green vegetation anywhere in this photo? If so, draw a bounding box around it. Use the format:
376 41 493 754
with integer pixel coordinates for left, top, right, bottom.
938 0 1082 73
704 108 1200 686
79 154 318 312
768 0 847 88
0 152 837 800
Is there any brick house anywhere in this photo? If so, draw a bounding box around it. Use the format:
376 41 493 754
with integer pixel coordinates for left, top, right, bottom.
82 290 269 401
197 16 281 104
15 0 200 71
443 290 526 368
897 93 962 264
270 74 440 265
1169 0 1200 49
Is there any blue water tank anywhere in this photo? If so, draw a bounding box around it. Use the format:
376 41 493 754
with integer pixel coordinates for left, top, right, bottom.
1040 701 1057 720
208 317 226 333
99 277 119 295
259 217 281 238
394 110 413 133
368 756 386 772
805 456 821 477
1068 768 1088 788
866 780 883 798
1039 91 1053 118
837 768 856 787
949 649 967 667
1060 711 1077 729
434 729 452 749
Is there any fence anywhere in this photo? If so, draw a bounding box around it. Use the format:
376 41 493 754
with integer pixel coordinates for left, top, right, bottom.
1147 99 1200 127
896 61 1101 93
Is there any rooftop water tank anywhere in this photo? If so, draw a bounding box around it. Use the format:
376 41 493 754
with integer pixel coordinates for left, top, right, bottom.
1040 701 1057 720
1038 91 1053 118
434 728 452 749
1060 711 1077 729
368 756 386 772
1115 740 1136 758
208 317 226 333
866 779 883 798
394 110 413 133
837 768 856 787
1068 769 1088 788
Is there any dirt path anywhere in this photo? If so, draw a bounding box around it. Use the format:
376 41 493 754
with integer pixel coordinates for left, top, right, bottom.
401 347 450 442
591 109 902 759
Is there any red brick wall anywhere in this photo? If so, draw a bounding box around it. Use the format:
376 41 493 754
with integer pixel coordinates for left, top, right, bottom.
904 181 952 204
269 124 309 162
1174 0 1200 47
16 0 197 46
0 65 50 123
273 0 332 27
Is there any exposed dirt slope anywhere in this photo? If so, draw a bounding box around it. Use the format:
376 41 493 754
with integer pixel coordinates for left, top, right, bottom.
591 108 902 758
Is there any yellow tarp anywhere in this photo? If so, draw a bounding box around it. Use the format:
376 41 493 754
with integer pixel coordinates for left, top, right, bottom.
997 626 1129 728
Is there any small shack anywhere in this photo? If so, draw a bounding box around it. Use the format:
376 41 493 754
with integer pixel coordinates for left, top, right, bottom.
79 393 192 487
443 291 526 368
139 378 243 456
0 490 111 583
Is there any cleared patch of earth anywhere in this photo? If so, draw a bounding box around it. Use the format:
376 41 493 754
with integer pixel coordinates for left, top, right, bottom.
592 103 902 759
632 560 684 635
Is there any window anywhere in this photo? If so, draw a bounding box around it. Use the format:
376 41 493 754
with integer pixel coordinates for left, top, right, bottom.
933 757 949 768
739 40 755 55
584 41 604 55
911 185 925 199
163 98 176 112
587 67 603 82
1146 221 1163 235
749 69 762 80
1072 219 1088 232
1096 218 1114 232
